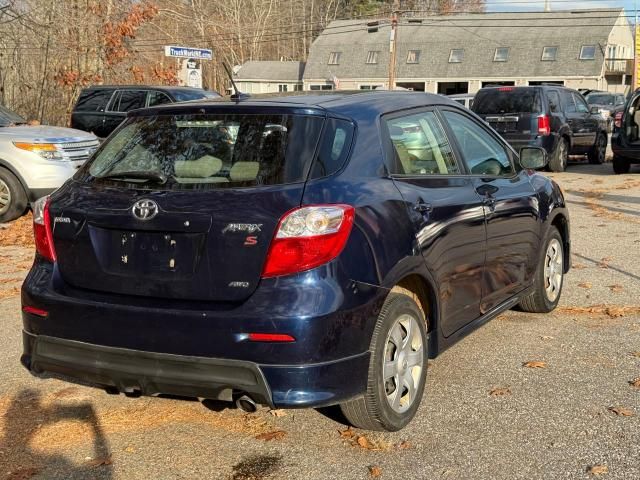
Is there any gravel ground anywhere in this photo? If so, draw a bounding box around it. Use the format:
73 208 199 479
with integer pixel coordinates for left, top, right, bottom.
0 163 638 480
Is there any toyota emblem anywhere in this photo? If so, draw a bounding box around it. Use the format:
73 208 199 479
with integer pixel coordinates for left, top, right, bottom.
132 199 159 221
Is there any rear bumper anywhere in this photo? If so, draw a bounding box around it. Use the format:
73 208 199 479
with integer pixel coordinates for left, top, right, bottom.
21 330 370 408
501 134 556 155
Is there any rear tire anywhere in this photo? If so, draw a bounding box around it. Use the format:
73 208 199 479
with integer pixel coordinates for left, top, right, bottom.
588 132 606 164
340 292 428 432
519 228 564 313
0 168 28 223
612 155 630 174
549 138 568 172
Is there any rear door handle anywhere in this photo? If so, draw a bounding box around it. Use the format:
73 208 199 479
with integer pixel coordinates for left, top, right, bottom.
413 201 433 213
482 197 496 207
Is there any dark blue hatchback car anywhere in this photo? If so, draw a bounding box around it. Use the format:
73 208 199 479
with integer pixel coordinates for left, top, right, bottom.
21 91 570 431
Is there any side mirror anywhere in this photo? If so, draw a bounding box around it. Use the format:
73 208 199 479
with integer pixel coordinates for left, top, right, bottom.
590 106 600 115
519 147 547 170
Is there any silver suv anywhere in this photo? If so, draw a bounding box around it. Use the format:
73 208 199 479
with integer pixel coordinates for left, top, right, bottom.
0 105 99 222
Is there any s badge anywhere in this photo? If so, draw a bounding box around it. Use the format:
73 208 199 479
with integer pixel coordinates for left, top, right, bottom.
244 236 258 246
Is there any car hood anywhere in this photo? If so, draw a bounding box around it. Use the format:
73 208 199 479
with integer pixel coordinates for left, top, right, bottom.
0 125 97 143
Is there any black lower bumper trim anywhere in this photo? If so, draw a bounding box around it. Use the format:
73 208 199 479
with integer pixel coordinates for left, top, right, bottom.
22 331 273 407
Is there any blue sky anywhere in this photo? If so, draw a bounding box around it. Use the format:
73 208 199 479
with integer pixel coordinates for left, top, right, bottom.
487 0 636 12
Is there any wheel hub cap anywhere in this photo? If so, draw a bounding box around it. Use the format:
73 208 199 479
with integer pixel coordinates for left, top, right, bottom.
0 178 11 215
543 238 563 302
383 313 424 414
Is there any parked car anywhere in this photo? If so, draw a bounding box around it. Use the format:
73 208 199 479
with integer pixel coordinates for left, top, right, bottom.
585 91 626 132
611 89 640 173
447 93 474 109
71 85 220 138
0 105 99 223
21 91 570 432
473 86 608 172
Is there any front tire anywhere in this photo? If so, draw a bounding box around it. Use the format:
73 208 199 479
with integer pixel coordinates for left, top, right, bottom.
549 137 568 172
612 155 630 174
588 132 606 164
340 293 428 432
0 168 28 223
519 228 564 313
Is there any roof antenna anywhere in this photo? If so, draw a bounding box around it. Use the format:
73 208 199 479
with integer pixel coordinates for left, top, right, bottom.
223 62 250 102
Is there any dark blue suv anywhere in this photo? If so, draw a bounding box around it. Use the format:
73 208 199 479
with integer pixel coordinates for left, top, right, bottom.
21 92 570 431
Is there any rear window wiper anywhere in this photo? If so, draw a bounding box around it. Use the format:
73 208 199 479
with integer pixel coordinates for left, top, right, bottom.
97 171 168 184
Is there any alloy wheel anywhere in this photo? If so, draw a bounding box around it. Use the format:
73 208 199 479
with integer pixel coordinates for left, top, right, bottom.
598 135 606 163
383 313 424 414
0 178 11 215
543 238 563 302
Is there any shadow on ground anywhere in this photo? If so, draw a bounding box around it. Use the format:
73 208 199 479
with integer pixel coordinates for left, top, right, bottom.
1 389 113 480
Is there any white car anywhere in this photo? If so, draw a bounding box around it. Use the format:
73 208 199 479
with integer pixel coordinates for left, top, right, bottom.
0 105 99 222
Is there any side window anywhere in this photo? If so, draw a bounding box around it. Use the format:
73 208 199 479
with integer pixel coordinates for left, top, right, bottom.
573 93 589 113
147 91 173 107
385 111 460 176
116 90 147 112
75 90 113 111
442 110 514 176
106 91 121 112
562 91 576 113
309 118 354 179
547 91 561 113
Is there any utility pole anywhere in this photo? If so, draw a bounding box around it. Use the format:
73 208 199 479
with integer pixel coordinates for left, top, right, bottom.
388 0 400 90
544 0 550 13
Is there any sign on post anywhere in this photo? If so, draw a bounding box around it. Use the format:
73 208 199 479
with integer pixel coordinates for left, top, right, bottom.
164 46 213 60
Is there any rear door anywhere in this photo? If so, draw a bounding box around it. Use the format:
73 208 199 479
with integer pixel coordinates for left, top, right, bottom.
71 89 113 135
440 108 540 313
383 108 487 337
102 89 147 137
573 92 598 148
49 108 326 302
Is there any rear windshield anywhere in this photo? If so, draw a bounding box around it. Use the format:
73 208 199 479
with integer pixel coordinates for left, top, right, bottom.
585 93 616 106
0 104 25 126
473 89 542 115
82 113 326 190
172 90 219 102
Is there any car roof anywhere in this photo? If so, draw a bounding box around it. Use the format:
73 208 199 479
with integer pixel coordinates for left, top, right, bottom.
130 90 461 117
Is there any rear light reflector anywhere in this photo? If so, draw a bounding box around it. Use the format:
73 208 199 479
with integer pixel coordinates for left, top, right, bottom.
262 204 355 278
537 115 551 136
498 87 514 92
248 333 295 342
614 111 623 129
22 306 49 317
33 197 56 262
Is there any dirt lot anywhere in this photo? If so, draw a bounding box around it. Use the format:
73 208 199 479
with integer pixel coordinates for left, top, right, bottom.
0 163 638 480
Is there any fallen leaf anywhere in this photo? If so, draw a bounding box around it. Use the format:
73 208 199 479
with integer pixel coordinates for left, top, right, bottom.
587 464 608 475
124 445 136 453
607 284 624 293
357 436 372 449
598 257 613 268
339 427 355 439
578 282 592 289
255 430 286 441
540 335 554 340
6 467 40 480
397 440 411 450
572 263 587 269
608 406 635 417
631 351 640 358
369 465 382 477
628 378 640 388
489 387 512 396
523 361 547 369
269 409 287 417
85 455 113 468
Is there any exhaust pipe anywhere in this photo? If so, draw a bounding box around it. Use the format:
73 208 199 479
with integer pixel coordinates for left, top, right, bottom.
235 394 257 413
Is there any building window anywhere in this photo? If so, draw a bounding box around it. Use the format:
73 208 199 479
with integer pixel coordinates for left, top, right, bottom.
359 84 384 90
294 84 303 91
449 49 464 63
494 47 509 62
580 45 596 60
541 46 558 61
310 84 334 91
278 84 288 92
406 50 421 64
366 51 379 64
328 52 341 65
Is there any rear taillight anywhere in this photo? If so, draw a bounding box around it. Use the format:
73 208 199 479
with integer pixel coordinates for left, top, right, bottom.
262 204 355 278
22 305 49 317
537 115 551 136
614 111 623 129
33 197 56 262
